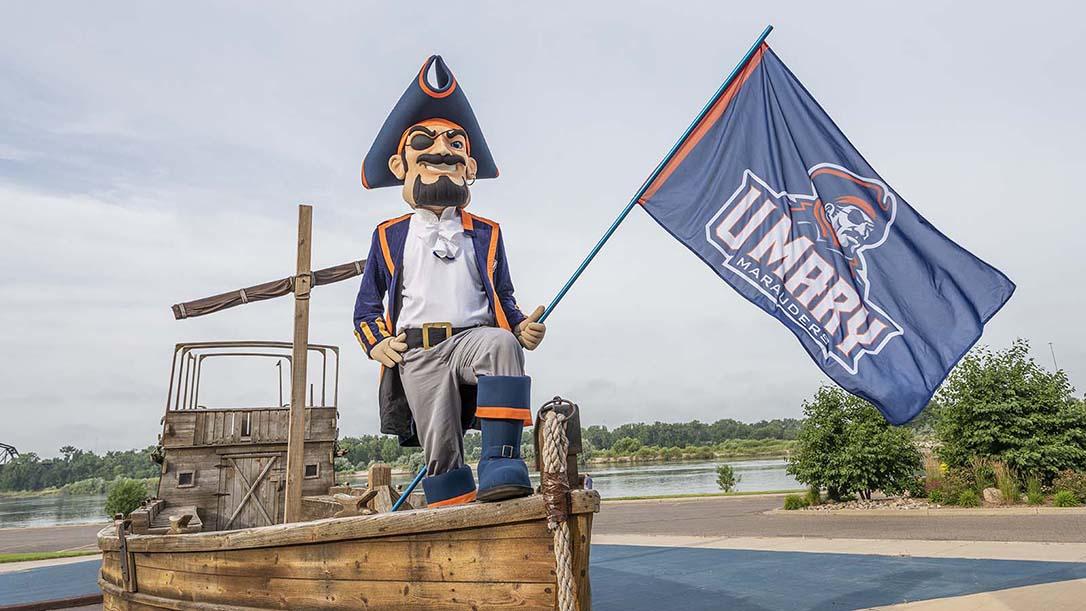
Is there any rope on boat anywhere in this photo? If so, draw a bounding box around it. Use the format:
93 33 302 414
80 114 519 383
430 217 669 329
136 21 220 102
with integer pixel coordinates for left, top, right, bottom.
541 405 578 611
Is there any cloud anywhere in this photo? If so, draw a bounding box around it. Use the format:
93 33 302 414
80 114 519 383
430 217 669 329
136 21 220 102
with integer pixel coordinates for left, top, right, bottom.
2 2 1083 455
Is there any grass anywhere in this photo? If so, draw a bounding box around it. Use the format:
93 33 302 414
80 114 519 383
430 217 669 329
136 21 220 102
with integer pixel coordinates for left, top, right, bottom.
0 550 99 564
601 489 804 501
992 460 1019 505
1054 490 1080 507
782 494 809 510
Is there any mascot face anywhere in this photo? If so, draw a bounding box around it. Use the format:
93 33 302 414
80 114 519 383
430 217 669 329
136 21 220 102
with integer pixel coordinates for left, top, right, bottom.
824 199 876 253
387 120 478 209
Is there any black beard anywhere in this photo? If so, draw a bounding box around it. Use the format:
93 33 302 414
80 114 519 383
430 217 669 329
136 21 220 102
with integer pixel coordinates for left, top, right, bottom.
412 175 469 208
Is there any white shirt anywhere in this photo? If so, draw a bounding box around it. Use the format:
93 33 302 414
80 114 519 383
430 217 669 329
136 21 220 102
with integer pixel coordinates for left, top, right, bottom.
397 207 493 330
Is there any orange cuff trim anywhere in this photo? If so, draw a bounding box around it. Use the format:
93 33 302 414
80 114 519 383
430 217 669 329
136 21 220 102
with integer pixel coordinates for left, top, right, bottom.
428 489 476 507
359 322 378 345
476 406 533 426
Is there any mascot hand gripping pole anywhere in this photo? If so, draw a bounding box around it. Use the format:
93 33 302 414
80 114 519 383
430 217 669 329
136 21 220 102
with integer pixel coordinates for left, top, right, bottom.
353 55 546 506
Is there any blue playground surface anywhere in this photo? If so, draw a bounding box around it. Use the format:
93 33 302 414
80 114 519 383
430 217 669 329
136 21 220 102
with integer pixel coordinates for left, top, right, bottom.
2 546 1086 609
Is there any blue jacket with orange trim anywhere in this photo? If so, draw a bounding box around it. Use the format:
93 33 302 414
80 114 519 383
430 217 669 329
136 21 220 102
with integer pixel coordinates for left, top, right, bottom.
352 210 527 445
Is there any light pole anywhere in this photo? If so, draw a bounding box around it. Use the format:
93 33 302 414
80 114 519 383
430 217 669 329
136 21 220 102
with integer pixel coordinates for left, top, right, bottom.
1049 342 1060 371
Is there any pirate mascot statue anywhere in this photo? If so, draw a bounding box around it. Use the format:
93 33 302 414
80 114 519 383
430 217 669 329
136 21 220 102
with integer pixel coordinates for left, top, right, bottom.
354 56 546 507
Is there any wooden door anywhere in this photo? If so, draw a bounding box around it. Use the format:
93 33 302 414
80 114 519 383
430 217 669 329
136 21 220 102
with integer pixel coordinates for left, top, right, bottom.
218 454 283 529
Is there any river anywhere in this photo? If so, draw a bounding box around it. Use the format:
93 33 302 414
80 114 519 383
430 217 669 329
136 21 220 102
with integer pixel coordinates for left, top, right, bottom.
0 458 798 529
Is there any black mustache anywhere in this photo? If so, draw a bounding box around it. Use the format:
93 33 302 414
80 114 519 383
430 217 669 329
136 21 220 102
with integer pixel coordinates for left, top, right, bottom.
416 153 467 166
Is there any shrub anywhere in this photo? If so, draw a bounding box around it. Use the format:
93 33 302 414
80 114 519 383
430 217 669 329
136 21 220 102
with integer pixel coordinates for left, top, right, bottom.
969 456 995 491
992 461 1019 505
783 494 809 510
1052 470 1086 503
1054 490 1080 507
933 340 1086 480
1026 476 1044 506
938 469 976 503
903 477 927 499
787 386 921 500
956 489 980 507
805 486 822 506
715 464 740 492
928 489 945 504
104 479 149 517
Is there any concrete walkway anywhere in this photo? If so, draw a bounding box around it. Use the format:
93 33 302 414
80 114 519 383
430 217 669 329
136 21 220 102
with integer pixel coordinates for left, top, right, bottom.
597 494 1086 542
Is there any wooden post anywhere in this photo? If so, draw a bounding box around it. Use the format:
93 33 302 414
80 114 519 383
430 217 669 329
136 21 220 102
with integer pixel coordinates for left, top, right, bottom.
283 204 313 523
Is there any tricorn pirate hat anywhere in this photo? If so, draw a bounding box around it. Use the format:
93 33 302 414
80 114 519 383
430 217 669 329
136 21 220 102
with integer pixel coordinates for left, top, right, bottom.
361 55 498 189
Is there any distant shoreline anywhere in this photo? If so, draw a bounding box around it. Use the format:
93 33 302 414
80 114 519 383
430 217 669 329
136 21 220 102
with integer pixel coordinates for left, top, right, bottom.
587 452 790 464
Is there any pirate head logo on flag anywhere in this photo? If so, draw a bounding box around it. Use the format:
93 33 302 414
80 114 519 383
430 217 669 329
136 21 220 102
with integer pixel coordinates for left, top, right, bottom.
707 165 904 374
806 165 895 268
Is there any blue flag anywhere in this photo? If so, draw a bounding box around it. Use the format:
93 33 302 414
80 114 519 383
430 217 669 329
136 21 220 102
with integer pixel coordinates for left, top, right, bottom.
638 44 1014 424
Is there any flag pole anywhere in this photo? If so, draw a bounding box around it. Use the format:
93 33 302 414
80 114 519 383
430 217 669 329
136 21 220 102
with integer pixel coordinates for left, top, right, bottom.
539 24 774 323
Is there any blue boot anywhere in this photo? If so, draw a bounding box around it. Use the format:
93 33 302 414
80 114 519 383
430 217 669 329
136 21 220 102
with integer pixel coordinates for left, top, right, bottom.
475 375 534 502
422 465 476 508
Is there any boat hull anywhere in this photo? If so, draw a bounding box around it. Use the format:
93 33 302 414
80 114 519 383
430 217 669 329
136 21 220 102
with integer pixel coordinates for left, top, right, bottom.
99 490 599 610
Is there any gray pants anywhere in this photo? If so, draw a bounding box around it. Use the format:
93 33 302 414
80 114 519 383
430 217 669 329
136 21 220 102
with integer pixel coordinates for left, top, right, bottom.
399 327 525 476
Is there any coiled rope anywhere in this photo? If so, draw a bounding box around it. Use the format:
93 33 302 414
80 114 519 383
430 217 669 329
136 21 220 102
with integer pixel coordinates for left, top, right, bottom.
541 406 577 611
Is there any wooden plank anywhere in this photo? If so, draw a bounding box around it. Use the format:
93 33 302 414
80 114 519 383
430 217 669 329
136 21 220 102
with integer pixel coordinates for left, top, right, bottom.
134 564 555 610
123 490 599 553
133 534 556 583
571 513 593 610
284 204 312 523
98 519 549 552
100 551 122 586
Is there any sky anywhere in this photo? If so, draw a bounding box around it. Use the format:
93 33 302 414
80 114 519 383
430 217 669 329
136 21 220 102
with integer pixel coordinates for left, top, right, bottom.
3 2 1084 456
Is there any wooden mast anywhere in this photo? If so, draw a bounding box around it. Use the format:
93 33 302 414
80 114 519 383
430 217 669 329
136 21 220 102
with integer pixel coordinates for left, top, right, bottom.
284 204 313 523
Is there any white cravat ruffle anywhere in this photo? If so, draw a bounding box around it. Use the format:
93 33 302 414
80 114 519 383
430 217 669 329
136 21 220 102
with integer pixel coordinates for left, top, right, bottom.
415 207 462 259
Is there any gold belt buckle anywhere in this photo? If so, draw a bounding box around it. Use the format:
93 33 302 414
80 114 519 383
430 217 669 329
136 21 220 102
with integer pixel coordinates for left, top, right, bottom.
421 322 453 349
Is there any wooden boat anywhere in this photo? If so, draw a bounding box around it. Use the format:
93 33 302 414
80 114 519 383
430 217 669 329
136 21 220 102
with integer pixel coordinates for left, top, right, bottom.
98 206 598 609
97 489 598 610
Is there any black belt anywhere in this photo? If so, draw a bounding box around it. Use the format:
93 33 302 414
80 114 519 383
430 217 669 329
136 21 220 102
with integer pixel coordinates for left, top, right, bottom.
404 323 479 350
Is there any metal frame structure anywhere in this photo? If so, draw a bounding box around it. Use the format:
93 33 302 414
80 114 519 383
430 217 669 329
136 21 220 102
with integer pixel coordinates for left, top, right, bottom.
165 341 340 413
0 443 17 466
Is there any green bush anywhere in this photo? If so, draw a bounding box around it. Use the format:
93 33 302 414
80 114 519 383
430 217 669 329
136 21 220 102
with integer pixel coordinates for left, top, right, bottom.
715 464 740 492
928 489 945 504
956 489 980 507
903 477 927 499
787 386 921 500
805 486 822 506
938 470 976 504
933 340 1086 480
1054 490 1080 507
783 494 809 510
1052 470 1086 503
104 479 149 517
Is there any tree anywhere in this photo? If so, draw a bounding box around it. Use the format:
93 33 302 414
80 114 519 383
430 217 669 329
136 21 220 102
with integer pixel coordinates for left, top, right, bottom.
787 386 920 500
932 340 1086 480
610 437 642 455
716 464 740 492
